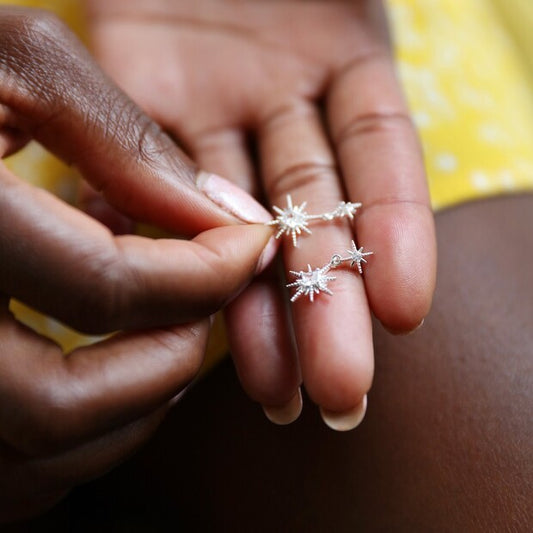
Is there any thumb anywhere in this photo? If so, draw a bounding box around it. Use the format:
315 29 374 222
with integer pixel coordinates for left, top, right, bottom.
0 6 270 234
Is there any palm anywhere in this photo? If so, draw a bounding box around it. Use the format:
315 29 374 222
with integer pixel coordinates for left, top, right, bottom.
88 0 436 425
89 4 369 111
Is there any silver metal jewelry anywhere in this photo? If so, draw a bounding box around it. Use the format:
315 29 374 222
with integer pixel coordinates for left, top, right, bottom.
286 263 337 302
344 241 374 275
286 240 373 303
267 195 362 247
267 195 312 247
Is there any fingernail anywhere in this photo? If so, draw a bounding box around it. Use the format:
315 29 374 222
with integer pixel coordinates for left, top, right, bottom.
320 394 368 432
196 171 272 224
263 388 303 425
385 318 425 336
256 236 279 275
411 318 425 333
169 382 193 408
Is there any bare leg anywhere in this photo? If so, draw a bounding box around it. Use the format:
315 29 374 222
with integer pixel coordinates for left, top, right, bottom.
19 195 533 531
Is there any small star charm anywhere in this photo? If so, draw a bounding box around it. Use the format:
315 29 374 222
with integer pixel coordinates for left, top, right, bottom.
267 195 312 247
346 240 373 274
330 201 362 220
287 264 336 302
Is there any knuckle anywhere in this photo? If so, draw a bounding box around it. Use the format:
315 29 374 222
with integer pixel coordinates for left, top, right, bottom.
92 94 191 180
134 115 170 164
258 99 341 203
266 161 337 202
129 112 193 182
152 324 207 383
335 111 414 147
128 110 172 167
259 98 314 135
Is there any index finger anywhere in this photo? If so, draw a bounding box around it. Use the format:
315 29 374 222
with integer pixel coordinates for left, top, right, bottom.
0 7 270 234
328 48 436 332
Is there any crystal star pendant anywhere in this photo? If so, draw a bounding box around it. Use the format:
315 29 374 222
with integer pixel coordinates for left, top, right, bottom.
330 201 362 220
287 264 337 302
267 195 312 247
346 240 374 274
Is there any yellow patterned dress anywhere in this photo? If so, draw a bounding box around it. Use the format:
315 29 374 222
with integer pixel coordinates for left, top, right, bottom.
3 0 533 361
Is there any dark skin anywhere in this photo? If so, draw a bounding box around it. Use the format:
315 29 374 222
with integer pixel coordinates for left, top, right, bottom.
19 195 533 531
0 6 275 521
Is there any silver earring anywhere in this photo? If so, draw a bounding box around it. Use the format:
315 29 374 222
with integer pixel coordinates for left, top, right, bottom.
286 241 373 302
267 195 362 247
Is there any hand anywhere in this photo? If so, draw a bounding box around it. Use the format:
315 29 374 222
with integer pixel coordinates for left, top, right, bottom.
0 6 274 520
87 0 437 429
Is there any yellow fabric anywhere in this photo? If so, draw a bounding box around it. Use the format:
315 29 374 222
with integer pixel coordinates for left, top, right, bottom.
3 0 533 359
388 0 533 210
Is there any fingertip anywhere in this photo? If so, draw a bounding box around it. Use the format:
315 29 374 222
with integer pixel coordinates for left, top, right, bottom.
375 290 430 334
194 223 276 276
369 278 433 335
305 341 373 414
320 394 368 432
360 203 436 335
383 317 425 336
262 388 303 426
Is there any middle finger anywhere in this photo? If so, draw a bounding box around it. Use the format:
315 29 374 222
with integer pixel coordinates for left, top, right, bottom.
257 97 373 427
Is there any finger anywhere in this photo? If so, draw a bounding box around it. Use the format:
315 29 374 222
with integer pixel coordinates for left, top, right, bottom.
258 97 374 421
184 124 302 423
328 47 437 332
1 407 167 521
0 305 204 455
225 270 302 424
0 7 270 233
0 167 274 333
183 126 259 197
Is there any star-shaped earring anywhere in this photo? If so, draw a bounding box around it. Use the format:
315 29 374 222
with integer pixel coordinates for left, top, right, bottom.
286 264 337 302
345 240 374 274
329 201 361 220
267 196 363 246
285 242 374 303
267 195 312 247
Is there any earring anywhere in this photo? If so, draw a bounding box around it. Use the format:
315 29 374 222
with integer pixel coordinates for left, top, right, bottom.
267 195 361 247
286 241 373 302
